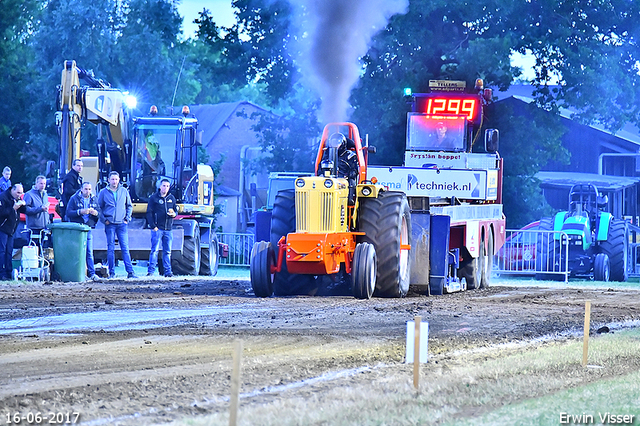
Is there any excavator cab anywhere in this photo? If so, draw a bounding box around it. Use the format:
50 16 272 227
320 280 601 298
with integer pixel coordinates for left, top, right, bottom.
131 126 170 200
129 114 199 203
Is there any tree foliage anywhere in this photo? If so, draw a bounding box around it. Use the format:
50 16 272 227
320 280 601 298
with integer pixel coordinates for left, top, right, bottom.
244 85 322 174
502 0 640 132
19 0 189 180
195 0 318 174
0 0 41 185
195 0 298 105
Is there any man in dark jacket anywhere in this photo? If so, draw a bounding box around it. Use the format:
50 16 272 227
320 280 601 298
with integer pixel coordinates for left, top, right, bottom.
66 182 100 280
98 171 137 279
0 184 26 280
146 179 176 277
24 175 50 238
59 158 83 221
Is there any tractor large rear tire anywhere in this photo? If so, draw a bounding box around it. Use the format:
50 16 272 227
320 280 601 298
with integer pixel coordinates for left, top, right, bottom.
357 191 411 298
270 190 317 296
173 230 201 276
599 219 628 282
535 217 565 281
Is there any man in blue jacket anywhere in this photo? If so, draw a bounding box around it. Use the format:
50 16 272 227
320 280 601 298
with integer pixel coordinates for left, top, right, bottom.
66 182 100 280
97 171 137 279
0 184 26 280
146 179 177 277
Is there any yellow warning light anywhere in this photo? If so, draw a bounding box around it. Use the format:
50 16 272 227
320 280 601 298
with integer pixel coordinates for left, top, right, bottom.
474 79 484 90
149 105 158 116
370 176 378 184
182 105 190 116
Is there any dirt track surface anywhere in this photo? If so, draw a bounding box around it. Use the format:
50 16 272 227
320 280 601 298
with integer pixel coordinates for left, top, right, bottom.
1 277 639 425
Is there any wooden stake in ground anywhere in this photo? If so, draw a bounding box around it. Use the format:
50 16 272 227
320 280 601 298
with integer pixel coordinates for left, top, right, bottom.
230 339 243 426
582 301 591 367
413 316 421 389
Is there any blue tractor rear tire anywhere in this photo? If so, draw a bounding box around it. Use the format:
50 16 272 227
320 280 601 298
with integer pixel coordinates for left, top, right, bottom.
599 219 628 282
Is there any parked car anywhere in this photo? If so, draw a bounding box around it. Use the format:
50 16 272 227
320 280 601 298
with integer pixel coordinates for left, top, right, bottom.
496 221 540 271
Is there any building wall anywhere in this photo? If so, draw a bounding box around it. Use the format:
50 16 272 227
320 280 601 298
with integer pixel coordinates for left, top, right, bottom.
544 119 639 174
204 105 264 193
215 195 240 233
194 103 276 233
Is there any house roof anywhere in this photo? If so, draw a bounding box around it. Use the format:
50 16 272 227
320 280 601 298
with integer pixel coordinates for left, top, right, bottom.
189 101 270 148
495 85 640 146
215 183 241 197
536 171 640 192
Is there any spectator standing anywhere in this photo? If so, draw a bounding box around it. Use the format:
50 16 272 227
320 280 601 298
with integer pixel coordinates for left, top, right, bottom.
97 171 137 279
0 167 11 191
23 176 50 239
146 179 177 277
60 159 83 220
0 184 26 280
66 182 100 281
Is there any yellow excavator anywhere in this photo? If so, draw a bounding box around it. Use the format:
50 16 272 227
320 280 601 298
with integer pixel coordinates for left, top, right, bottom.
55 60 221 276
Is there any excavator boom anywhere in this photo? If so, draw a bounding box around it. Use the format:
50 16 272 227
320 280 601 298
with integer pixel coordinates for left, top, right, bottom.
56 60 131 183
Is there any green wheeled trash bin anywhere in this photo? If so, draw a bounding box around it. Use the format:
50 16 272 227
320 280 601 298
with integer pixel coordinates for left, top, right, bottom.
49 222 90 282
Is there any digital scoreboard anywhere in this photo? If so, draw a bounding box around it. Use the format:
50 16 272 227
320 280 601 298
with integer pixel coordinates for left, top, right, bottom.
414 94 481 124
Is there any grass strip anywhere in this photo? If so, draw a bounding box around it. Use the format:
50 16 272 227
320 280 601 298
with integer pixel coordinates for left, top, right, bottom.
174 328 640 426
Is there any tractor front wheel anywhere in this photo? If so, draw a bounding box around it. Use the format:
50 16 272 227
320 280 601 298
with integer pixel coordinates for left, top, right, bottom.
593 253 610 282
250 241 275 297
352 242 376 299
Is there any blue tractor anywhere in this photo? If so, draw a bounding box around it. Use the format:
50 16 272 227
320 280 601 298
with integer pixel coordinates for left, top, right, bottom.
536 184 628 281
